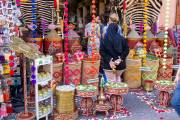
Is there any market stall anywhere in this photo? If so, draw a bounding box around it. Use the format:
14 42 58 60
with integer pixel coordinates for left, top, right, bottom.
0 0 179 120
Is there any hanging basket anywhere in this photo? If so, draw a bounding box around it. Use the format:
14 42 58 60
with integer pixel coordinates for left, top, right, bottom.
81 60 100 85
64 62 82 86
157 57 173 81
124 59 142 88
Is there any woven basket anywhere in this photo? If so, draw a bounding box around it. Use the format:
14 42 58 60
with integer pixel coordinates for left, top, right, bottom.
157 57 173 81
147 38 156 51
124 59 142 88
68 38 82 54
63 62 82 86
82 60 100 85
56 86 75 114
53 62 63 84
44 38 63 55
128 38 142 49
142 59 159 84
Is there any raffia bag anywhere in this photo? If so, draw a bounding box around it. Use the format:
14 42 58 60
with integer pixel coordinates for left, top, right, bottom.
81 60 100 86
64 62 82 86
124 59 142 88
157 57 173 81
142 59 159 84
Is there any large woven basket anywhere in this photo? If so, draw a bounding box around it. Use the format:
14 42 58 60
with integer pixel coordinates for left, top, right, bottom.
82 60 100 85
64 62 82 86
157 57 173 81
56 86 75 114
142 59 159 84
68 38 82 54
128 38 142 49
124 59 142 88
53 62 63 84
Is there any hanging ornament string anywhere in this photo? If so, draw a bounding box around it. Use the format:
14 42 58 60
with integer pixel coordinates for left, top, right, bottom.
16 0 21 7
63 0 70 84
31 0 37 44
31 64 36 84
178 27 180 64
163 0 170 69
9 51 15 76
143 0 148 65
91 0 96 61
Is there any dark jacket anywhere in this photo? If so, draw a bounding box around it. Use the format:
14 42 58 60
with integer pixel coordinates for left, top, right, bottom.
100 23 129 70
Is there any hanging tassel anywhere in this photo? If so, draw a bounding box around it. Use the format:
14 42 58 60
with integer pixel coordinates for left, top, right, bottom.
139 21 143 36
153 22 158 36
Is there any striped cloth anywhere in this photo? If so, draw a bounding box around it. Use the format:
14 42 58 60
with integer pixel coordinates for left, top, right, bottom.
112 0 163 31
20 0 54 32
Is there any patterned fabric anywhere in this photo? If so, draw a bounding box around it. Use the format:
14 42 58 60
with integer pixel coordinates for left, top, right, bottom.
20 0 54 32
114 0 163 31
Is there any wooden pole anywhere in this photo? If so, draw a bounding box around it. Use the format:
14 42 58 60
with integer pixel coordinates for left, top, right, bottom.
21 53 28 115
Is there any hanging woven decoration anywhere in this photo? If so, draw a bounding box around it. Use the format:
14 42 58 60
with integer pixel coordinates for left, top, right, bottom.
143 0 148 65
178 27 180 64
163 0 170 69
64 0 70 84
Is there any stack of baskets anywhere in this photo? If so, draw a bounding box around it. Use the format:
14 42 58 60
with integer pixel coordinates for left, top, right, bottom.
124 59 142 88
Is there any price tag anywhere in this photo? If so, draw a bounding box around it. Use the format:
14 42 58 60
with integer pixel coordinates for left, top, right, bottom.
173 65 179 69
140 67 152 72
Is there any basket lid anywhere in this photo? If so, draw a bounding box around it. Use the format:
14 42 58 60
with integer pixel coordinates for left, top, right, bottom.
127 30 141 39
147 30 155 39
68 30 80 39
56 85 75 91
157 31 165 39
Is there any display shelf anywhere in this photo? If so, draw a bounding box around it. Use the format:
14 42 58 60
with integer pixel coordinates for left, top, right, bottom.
39 109 52 119
32 55 53 120
37 78 52 85
38 92 52 102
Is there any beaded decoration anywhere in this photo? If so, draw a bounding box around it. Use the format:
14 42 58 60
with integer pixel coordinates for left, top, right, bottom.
163 0 170 69
143 0 148 65
31 65 36 84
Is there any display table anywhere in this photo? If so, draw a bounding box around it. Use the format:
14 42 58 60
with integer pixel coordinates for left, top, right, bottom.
76 85 98 116
105 82 129 113
154 80 175 107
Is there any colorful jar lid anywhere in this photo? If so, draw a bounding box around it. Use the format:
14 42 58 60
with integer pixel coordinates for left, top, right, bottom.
127 29 141 39
147 30 155 39
46 30 61 39
157 31 165 39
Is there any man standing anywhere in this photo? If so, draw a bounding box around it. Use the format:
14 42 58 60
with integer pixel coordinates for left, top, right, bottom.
171 66 180 116
102 13 122 37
